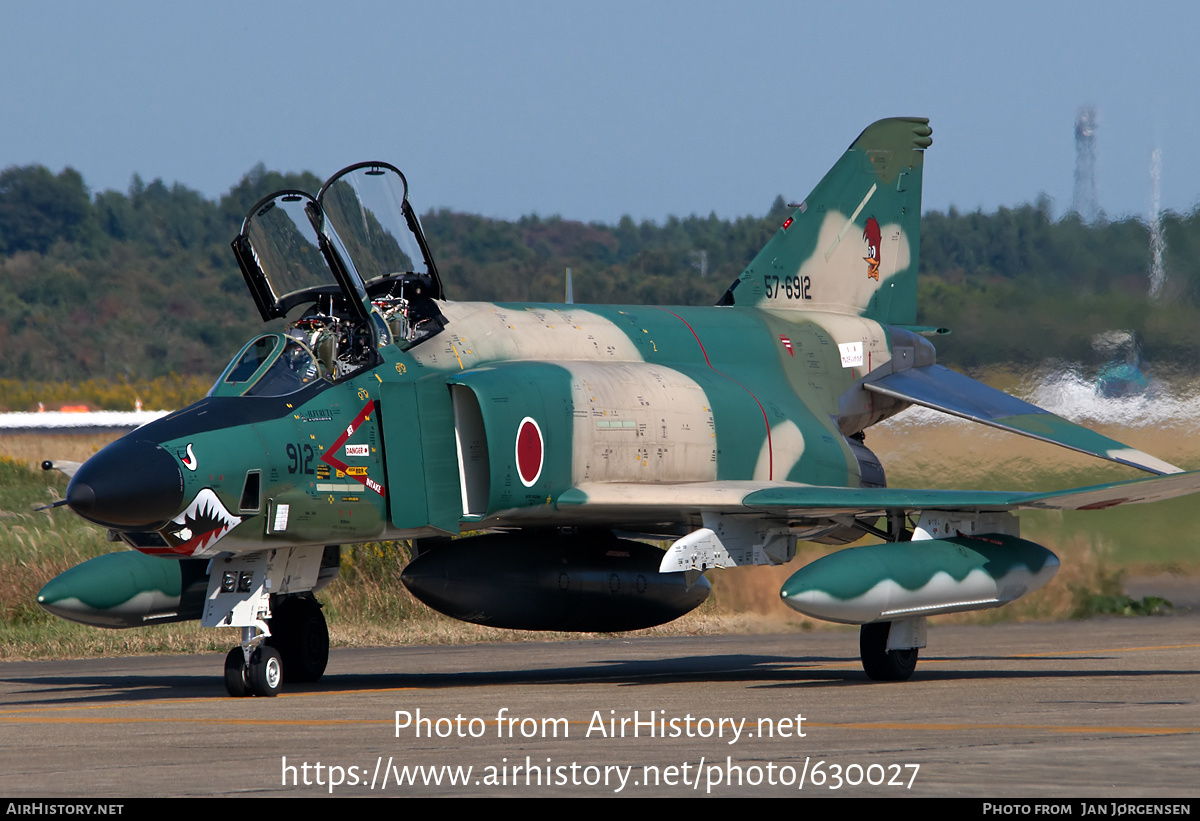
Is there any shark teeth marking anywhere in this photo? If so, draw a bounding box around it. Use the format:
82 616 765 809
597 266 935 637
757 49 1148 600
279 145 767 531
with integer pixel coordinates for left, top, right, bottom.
170 488 242 556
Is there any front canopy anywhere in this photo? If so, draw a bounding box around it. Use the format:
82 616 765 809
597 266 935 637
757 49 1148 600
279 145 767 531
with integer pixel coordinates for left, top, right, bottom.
231 162 441 324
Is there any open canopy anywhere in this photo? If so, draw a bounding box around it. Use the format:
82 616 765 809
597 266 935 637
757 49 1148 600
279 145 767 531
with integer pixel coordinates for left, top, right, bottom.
232 162 442 324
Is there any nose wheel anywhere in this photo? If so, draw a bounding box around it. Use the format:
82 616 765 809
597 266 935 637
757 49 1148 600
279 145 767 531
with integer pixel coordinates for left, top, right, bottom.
224 647 249 697
248 646 283 696
224 644 284 697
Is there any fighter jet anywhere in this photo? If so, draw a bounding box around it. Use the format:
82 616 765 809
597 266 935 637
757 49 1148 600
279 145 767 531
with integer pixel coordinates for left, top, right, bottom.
38 118 1200 696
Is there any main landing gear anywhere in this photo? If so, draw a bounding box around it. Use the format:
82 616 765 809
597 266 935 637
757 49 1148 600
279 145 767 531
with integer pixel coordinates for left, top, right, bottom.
859 619 923 682
224 594 329 697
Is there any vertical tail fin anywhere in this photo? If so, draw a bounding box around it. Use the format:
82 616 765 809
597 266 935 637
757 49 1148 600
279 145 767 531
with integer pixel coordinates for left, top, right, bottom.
719 117 931 325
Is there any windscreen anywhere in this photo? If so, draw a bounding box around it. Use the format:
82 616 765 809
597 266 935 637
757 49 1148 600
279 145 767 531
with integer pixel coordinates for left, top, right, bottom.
210 334 326 398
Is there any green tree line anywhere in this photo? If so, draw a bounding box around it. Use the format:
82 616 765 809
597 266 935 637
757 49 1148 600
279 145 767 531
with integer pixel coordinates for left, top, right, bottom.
2 162 1198 388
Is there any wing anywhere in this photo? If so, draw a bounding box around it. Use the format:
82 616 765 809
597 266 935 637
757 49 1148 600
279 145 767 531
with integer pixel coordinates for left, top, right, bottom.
561 472 1200 580
559 469 1200 521
863 364 1181 475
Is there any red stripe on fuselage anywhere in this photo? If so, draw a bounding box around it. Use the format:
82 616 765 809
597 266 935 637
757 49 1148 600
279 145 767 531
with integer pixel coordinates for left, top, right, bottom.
655 308 773 480
320 401 385 496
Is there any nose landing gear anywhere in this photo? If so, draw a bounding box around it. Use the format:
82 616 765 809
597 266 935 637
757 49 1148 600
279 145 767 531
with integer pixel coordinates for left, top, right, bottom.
225 644 285 697
223 595 328 697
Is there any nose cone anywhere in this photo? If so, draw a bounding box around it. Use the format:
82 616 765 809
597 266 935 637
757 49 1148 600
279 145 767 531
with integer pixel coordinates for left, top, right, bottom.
67 438 184 530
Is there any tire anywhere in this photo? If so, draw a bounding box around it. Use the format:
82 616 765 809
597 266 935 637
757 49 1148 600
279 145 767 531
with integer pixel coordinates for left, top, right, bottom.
268 596 329 683
859 621 918 682
224 647 249 697
248 646 283 697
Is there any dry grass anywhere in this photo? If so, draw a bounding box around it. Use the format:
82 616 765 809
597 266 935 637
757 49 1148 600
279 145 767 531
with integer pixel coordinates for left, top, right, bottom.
870 419 1200 491
0 432 120 467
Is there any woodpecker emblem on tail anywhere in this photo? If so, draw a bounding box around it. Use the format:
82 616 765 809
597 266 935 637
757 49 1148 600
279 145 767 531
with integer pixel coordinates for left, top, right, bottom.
863 216 882 281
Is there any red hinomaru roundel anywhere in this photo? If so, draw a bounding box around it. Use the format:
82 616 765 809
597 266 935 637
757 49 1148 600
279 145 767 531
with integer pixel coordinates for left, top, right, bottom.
515 417 544 487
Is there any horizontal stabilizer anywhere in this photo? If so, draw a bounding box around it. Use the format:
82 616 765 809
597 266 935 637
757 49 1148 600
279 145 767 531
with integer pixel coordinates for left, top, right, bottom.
864 365 1181 475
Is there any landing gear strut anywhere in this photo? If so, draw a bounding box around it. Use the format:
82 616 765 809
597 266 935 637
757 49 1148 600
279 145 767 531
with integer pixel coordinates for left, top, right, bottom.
223 595 328 696
859 620 919 682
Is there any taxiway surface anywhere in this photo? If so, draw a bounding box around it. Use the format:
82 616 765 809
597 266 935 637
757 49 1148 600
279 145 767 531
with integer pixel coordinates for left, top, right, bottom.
1 614 1198 797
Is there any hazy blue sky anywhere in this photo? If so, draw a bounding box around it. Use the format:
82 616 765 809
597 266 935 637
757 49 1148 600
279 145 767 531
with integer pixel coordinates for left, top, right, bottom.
3 1 1197 224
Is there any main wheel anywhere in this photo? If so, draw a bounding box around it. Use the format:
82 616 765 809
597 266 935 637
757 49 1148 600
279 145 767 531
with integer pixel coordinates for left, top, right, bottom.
224 647 249 697
248 646 283 697
267 596 329 683
859 621 918 682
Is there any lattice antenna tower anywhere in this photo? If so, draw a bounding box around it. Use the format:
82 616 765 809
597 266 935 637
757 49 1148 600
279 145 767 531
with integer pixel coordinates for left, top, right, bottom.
1072 107 1100 222
1149 147 1166 298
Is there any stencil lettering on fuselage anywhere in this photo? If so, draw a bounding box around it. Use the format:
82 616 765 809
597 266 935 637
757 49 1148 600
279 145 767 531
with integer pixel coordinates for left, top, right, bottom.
565 361 717 484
